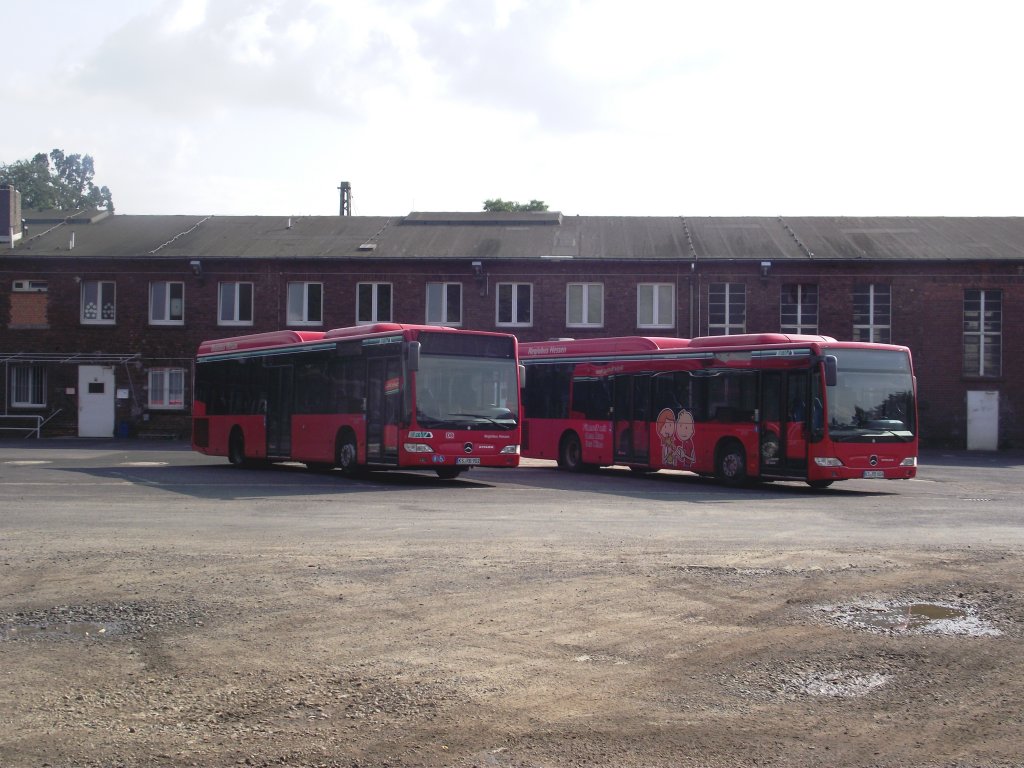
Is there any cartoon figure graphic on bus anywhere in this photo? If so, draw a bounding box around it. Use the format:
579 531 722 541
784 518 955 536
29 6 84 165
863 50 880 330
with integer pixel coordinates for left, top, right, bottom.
657 407 696 468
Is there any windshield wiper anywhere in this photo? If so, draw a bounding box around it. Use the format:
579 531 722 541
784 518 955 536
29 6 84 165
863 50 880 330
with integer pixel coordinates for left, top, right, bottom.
450 412 513 428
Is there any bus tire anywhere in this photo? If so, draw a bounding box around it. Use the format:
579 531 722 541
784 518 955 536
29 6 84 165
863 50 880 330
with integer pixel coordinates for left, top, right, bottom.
228 428 246 467
715 440 748 486
558 432 585 472
336 430 359 476
807 479 834 489
435 467 463 480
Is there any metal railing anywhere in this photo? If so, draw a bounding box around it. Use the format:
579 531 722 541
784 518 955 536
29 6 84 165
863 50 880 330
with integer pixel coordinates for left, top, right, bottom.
0 414 44 438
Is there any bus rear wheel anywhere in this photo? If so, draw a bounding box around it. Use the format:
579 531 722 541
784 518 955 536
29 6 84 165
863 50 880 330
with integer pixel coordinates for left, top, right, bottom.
228 429 246 467
715 441 748 486
336 432 359 476
558 432 585 472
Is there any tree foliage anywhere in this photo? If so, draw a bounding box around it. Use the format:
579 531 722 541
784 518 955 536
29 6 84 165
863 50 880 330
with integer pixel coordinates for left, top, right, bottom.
483 198 548 212
0 149 114 212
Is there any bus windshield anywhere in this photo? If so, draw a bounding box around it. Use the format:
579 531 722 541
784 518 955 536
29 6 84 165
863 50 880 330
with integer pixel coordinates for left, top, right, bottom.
826 348 915 442
416 354 520 429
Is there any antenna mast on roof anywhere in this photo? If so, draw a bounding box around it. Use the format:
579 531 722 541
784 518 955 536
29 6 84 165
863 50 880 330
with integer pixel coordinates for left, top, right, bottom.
338 181 352 216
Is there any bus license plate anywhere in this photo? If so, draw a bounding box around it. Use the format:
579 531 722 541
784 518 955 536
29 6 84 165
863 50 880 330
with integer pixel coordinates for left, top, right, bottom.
862 470 884 479
457 457 481 465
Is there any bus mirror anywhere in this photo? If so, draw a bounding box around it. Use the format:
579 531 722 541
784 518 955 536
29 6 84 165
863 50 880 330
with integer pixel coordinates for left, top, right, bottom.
824 355 838 387
519 364 526 387
406 341 421 372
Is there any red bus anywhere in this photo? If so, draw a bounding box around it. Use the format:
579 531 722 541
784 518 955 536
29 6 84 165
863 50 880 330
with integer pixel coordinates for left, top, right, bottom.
520 333 917 488
192 323 521 479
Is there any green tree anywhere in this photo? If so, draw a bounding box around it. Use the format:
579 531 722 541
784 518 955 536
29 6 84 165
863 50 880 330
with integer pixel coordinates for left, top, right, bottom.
483 198 548 212
0 149 114 212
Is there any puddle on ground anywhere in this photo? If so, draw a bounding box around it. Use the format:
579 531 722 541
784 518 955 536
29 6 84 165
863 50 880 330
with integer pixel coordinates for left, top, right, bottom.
3 460 52 466
118 461 168 467
4 621 122 640
818 599 1002 637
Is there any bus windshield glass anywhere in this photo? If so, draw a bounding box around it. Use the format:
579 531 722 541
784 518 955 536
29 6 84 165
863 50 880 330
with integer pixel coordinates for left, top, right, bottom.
416 355 519 429
826 348 915 442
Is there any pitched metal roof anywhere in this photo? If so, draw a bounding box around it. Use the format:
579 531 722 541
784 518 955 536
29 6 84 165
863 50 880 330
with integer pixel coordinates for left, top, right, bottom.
5 211 1024 262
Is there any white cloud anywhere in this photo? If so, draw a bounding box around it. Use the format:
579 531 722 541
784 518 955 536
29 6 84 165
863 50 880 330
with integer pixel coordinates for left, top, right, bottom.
2 0 1022 216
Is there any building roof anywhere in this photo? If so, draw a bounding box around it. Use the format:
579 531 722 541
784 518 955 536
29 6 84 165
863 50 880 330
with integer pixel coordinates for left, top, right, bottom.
5 211 1024 262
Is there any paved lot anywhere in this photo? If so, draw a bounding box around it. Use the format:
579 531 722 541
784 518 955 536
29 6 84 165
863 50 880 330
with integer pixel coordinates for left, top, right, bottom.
1 440 1023 767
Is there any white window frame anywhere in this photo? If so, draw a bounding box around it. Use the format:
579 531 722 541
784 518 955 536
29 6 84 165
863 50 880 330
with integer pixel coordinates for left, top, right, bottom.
148 368 186 410
780 283 818 335
566 282 604 328
357 282 393 324
963 289 1002 377
425 282 463 326
218 281 254 326
80 280 116 325
287 281 324 326
149 281 185 325
852 283 891 343
637 283 675 329
496 282 533 327
11 364 46 408
708 282 747 336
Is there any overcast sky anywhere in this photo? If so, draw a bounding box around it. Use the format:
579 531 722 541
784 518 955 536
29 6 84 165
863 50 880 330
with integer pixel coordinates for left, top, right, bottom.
2 0 1021 217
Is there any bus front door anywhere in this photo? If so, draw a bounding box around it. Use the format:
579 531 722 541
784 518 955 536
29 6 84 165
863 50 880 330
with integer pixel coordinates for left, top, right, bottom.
759 371 808 476
366 356 401 465
613 375 651 465
266 363 293 458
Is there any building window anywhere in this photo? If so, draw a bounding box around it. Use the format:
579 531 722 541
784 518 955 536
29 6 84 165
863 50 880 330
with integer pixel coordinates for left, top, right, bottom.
11 365 46 407
148 368 185 410
81 280 116 324
638 283 675 328
287 282 323 325
218 282 254 325
852 283 891 343
357 282 392 324
149 281 185 325
567 283 604 327
708 283 746 335
426 282 462 326
964 289 1001 377
496 282 532 326
780 284 818 334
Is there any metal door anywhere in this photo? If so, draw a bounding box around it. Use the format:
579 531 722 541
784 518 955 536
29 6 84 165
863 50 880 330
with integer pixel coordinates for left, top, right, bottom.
966 390 999 450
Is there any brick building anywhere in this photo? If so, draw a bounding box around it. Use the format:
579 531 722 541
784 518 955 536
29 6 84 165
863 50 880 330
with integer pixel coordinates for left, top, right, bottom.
1 186 1022 447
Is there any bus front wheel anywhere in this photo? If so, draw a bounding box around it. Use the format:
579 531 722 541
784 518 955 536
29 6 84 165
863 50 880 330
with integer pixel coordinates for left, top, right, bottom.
435 467 463 480
336 432 359 476
558 432 585 472
716 441 747 486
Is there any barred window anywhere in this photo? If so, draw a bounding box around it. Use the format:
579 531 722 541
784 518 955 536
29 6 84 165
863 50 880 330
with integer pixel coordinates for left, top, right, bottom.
963 289 1001 377
708 283 746 335
780 284 818 334
148 368 186 410
11 365 46 407
852 283 891 343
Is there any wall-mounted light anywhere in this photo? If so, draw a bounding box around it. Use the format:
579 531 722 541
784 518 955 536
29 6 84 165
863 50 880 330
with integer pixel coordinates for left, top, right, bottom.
189 259 202 277
471 260 484 278
760 260 772 278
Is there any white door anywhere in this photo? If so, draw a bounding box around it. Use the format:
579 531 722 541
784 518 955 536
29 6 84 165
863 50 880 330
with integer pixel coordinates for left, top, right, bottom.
966 390 999 451
78 366 115 438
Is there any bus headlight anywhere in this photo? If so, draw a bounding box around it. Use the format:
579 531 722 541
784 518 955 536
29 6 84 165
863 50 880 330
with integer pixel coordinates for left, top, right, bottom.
900 457 917 467
500 444 520 455
403 443 434 453
814 457 844 467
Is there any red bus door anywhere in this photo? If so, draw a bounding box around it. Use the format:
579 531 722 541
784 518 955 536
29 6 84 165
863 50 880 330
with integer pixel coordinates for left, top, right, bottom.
265 363 294 458
613 374 651 465
759 371 808 476
366 356 401 464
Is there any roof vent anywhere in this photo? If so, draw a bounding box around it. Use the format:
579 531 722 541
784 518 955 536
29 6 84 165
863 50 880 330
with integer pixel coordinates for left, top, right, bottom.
358 242 377 251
